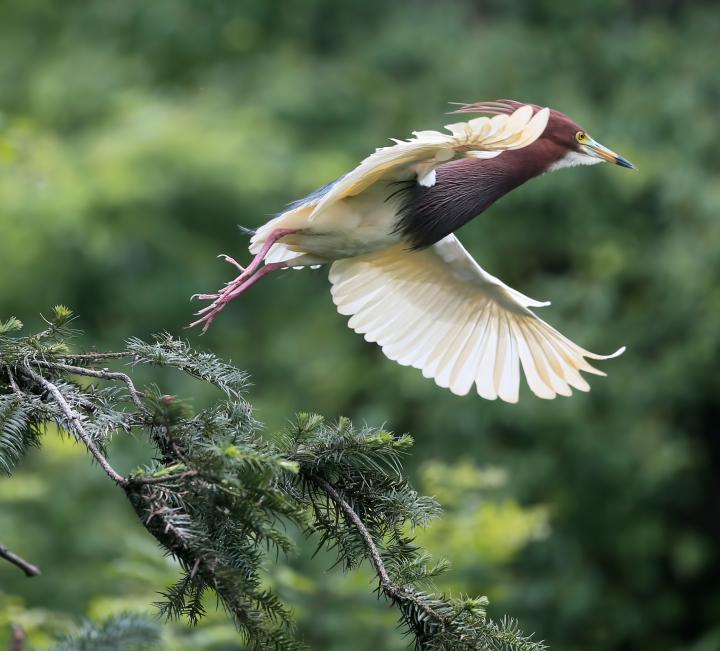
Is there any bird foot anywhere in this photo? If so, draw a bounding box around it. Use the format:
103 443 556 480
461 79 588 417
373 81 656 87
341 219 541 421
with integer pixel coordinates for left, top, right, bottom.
189 261 288 334
189 228 298 333
217 254 244 271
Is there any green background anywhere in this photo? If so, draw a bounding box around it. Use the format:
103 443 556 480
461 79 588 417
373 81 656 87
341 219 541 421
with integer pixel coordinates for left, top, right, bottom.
1 0 719 649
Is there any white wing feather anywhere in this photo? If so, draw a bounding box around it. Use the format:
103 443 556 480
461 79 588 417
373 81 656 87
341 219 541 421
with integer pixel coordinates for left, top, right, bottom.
309 105 550 219
329 235 624 402
250 104 549 260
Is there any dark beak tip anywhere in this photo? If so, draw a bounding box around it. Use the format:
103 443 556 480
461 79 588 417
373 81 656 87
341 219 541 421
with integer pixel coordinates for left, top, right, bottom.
615 156 637 171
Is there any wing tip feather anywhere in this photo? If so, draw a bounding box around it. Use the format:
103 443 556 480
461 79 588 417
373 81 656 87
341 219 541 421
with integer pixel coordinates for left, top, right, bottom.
330 240 626 404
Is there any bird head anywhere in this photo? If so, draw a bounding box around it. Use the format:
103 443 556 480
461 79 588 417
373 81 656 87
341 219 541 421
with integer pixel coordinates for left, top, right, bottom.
450 99 636 172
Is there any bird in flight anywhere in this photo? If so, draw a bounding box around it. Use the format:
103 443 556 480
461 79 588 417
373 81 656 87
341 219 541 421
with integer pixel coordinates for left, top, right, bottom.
191 100 635 402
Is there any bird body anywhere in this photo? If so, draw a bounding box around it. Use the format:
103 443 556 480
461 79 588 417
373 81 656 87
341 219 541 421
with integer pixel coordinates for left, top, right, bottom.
257 182 405 263
192 100 635 402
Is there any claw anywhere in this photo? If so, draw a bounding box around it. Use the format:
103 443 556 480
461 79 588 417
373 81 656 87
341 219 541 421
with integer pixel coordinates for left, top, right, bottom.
191 293 219 300
195 301 223 316
189 228 297 334
189 313 216 334
189 315 206 329
218 254 245 271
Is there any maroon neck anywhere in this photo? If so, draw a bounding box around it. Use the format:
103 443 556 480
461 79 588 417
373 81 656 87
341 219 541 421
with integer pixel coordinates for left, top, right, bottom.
394 139 564 248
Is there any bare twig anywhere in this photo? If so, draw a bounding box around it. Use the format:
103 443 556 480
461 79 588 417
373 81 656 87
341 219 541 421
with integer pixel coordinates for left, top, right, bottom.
22 367 127 486
314 476 392 584
59 351 134 361
189 556 201 579
29 359 145 410
312 475 446 628
4 366 22 397
0 543 41 577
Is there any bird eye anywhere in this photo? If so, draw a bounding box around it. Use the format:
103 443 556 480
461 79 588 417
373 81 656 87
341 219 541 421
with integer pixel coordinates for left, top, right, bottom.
576 131 588 144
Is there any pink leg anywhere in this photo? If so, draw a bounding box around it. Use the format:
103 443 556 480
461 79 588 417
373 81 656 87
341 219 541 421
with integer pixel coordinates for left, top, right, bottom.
193 228 297 324
190 259 289 334
231 228 297 284
217 254 244 271
196 227 298 302
189 228 298 332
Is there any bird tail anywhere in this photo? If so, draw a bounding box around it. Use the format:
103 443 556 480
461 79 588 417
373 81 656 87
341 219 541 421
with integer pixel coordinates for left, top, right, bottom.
237 224 257 236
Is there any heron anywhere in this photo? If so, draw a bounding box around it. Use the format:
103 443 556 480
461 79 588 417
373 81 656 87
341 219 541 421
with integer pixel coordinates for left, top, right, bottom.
191 100 635 402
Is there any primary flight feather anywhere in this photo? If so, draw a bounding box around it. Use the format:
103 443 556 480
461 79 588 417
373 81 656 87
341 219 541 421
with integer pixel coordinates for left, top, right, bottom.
191 100 635 402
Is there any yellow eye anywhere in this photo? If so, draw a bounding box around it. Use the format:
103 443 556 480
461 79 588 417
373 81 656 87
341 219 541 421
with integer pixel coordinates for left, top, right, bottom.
576 131 588 144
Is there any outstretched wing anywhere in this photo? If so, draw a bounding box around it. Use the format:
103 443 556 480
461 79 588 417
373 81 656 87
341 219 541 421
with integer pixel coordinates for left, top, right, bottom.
309 104 549 219
329 235 624 402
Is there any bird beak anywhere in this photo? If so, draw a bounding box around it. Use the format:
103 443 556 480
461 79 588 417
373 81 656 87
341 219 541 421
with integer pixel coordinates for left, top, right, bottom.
583 138 637 169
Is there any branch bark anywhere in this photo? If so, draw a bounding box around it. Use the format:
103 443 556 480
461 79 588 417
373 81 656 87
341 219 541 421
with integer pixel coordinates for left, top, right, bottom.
22 367 127 486
59 351 135 362
4 366 22 397
312 475 446 629
29 359 145 410
0 543 40 577
127 470 198 486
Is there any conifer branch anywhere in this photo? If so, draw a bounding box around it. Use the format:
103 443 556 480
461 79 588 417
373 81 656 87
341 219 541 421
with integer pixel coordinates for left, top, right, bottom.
311 474 447 630
59 351 135 362
47 613 160 651
0 314 546 651
313 475 394 585
5 366 22 397
127 470 199 486
28 360 145 410
21 367 127 486
0 542 41 577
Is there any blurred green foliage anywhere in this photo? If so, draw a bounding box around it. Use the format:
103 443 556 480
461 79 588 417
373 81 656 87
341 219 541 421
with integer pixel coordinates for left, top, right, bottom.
1 0 719 649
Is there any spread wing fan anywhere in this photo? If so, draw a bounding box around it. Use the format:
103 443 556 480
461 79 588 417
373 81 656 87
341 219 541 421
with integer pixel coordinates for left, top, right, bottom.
330 235 624 402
